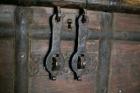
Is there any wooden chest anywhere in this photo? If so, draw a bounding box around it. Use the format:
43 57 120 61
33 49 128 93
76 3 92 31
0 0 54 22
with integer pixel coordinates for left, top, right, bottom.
0 0 140 93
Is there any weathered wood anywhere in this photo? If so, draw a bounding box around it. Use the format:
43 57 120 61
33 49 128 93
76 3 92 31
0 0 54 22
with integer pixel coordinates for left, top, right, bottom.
0 28 140 41
15 7 32 93
31 29 140 41
0 40 15 93
29 40 98 93
0 4 140 93
96 12 113 93
0 28 15 38
109 41 140 93
0 0 140 14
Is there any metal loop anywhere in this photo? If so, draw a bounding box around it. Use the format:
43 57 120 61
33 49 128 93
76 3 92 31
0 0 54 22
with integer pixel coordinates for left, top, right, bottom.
53 6 61 22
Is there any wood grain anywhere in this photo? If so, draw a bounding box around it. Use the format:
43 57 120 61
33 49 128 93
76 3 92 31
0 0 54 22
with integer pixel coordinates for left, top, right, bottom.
109 40 140 93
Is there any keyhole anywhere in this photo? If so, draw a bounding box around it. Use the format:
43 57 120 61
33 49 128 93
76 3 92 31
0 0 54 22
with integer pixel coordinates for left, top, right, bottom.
77 54 86 69
52 54 60 71
67 19 72 30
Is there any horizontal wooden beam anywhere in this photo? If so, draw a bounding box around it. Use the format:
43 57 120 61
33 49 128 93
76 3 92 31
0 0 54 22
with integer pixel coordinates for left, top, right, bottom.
0 0 140 14
0 28 140 41
20 29 140 41
0 28 15 38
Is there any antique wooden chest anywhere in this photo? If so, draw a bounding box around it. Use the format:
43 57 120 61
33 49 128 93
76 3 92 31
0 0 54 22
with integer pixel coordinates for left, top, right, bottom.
0 0 140 93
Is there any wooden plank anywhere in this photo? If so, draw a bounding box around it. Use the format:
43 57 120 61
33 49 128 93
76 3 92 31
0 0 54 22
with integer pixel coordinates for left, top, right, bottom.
96 12 113 93
0 6 140 41
1 28 140 41
0 40 15 93
114 13 140 32
0 28 15 39
0 0 140 14
109 40 140 93
28 40 98 93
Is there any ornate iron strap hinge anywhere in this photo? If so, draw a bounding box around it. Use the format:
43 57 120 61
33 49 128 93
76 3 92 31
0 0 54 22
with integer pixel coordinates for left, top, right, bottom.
45 6 64 80
70 8 90 81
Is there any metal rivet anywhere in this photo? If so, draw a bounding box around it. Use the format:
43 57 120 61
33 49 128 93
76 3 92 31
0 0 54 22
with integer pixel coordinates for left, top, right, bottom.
21 55 25 58
119 89 122 93
21 20 25 24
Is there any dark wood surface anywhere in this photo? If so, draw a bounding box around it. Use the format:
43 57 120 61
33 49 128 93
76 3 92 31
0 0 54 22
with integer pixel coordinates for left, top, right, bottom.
0 40 15 93
29 40 98 93
0 0 140 14
0 5 140 93
109 40 140 93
